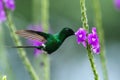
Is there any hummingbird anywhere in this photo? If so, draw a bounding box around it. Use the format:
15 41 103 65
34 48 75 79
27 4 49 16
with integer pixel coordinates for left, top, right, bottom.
14 27 74 54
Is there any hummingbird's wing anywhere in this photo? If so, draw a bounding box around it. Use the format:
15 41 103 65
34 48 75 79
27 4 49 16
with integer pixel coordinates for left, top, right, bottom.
16 30 49 43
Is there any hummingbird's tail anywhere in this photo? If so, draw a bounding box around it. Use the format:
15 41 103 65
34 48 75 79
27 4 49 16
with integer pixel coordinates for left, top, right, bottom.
11 46 37 48
10 46 44 50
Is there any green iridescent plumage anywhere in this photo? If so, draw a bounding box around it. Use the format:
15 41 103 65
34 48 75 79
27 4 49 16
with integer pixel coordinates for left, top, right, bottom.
15 27 74 54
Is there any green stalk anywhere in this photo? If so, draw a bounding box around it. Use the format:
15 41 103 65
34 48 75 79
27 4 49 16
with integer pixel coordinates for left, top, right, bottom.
32 0 41 23
87 45 99 80
42 52 50 80
41 0 49 32
80 0 89 31
80 0 99 80
32 0 43 79
0 72 1 78
2 75 7 80
92 0 108 80
3 5 39 80
41 0 50 80
0 24 15 80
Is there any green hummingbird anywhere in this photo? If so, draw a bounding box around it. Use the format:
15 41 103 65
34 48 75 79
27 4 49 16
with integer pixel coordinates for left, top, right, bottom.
14 27 74 54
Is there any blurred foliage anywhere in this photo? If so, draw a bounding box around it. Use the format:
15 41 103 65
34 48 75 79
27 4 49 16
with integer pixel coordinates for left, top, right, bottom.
14 0 120 40
0 0 120 80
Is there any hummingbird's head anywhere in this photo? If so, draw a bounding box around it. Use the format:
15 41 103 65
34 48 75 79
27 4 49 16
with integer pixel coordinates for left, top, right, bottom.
62 27 74 36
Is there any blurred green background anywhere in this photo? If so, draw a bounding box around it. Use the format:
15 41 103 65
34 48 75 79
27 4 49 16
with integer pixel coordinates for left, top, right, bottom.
0 0 120 80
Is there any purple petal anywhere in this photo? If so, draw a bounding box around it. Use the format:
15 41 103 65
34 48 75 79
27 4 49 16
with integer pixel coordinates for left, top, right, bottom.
34 49 43 56
114 0 120 10
88 33 99 47
82 41 87 47
29 39 43 55
32 40 43 46
75 28 87 45
0 10 6 22
28 25 43 31
27 25 44 55
88 33 93 45
92 45 100 54
0 1 3 9
0 0 15 22
89 27 100 54
4 0 15 10
0 1 6 22
92 27 97 34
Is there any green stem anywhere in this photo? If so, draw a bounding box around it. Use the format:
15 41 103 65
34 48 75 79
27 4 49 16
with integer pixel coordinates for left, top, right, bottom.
0 73 1 79
41 0 50 80
32 0 43 79
80 0 89 31
41 0 49 32
42 53 50 80
4 8 39 80
2 75 7 80
87 45 99 80
80 0 99 80
32 0 41 23
92 0 108 80
0 24 15 80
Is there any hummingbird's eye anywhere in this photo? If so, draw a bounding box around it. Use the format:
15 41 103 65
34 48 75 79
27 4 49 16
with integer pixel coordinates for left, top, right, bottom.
63 28 74 35
64 28 71 31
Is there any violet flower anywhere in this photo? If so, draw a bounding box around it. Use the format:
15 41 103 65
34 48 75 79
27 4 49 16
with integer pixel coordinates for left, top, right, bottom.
27 25 44 56
4 0 15 11
0 0 15 22
75 27 100 54
114 0 120 10
75 28 87 47
0 1 6 22
88 27 100 54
